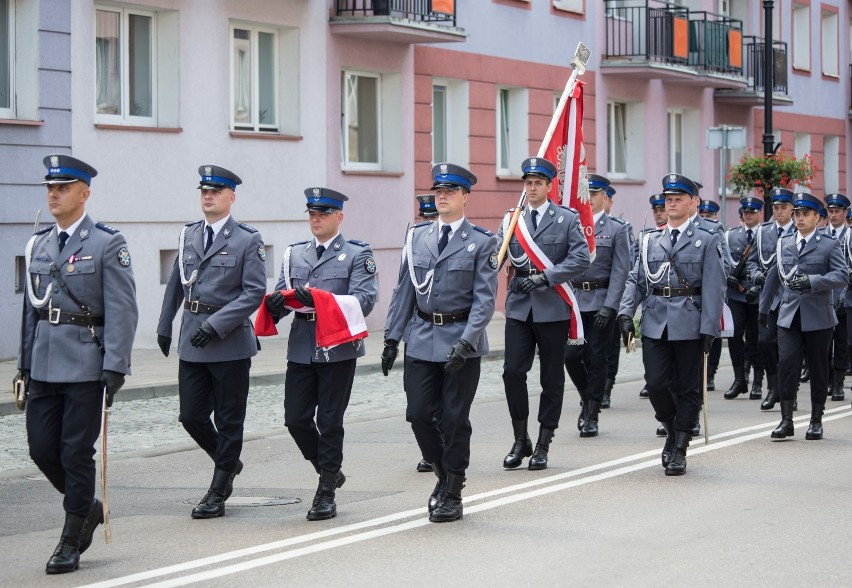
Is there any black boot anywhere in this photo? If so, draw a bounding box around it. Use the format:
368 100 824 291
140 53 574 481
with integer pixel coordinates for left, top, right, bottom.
639 386 650 398
310 458 346 488
656 424 667 437
417 459 434 472
770 400 795 440
723 364 749 399
225 460 243 501
528 427 555 470
45 513 84 574
503 418 533 468
580 400 601 438
691 417 701 437
831 372 846 401
707 365 717 391
665 431 691 476
805 404 825 440
743 358 752 387
307 469 339 521
761 373 779 410
660 421 675 468
78 499 103 555
428 461 448 514
576 399 588 431
191 468 230 519
429 472 464 522
601 378 614 409
750 368 764 400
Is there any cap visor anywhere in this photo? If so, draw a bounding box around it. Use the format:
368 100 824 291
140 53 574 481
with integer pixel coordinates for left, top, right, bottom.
431 182 462 190
41 178 81 185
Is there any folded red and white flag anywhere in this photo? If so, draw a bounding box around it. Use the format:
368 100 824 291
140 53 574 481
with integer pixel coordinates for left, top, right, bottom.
720 302 734 338
255 288 368 349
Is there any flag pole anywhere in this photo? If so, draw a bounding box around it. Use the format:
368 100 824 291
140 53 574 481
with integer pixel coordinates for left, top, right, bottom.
497 42 591 267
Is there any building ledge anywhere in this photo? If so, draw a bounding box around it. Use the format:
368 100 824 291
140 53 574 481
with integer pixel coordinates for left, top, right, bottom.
713 90 793 106
0 118 44 126
329 16 466 44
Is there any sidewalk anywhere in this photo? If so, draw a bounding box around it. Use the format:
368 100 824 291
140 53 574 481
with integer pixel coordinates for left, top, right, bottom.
0 313 508 416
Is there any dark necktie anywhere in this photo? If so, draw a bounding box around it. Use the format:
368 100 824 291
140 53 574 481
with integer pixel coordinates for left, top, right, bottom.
58 231 68 252
670 228 679 248
531 209 539 230
832 228 837 238
438 225 451 254
316 245 325 260
799 238 806 254
746 229 753 244
777 226 783 238
204 225 214 253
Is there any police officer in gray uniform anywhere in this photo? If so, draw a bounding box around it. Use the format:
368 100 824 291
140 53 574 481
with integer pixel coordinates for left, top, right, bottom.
383 163 498 523
760 192 846 440
638 193 668 402
16 154 137 574
693 197 727 392
618 174 725 476
498 158 590 470
157 165 266 519
749 188 797 410
821 193 850 401
564 173 629 438
265 187 377 521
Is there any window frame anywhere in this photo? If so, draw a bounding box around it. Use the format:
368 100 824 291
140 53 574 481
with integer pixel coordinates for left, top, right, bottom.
229 23 280 133
432 83 448 164
667 109 684 175
0 0 13 118
792 2 811 72
607 101 628 178
820 7 839 78
341 69 382 171
93 4 158 126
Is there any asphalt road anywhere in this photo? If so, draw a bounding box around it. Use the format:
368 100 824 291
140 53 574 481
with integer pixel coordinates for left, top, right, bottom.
1 359 850 587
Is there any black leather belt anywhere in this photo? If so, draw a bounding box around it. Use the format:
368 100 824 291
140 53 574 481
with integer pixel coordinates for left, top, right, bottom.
416 307 470 325
38 307 104 326
294 312 317 321
514 268 544 276
572 280 610 291
184 300 223 314
651 287 702 298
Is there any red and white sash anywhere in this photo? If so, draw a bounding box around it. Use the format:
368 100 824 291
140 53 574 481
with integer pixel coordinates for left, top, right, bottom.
514 215 584 344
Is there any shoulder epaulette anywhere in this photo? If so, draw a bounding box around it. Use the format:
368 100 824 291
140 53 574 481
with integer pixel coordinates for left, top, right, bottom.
760 220 774 226
413 221 432 228
348 239 369 247
289 239 309 247
95 222 119 234
610 216 626 226
704 218 720 225
558 205 579 214
780 233 796 240
238 222 258 233
820 233 837 241
473 225 494 237
185 219 202 227
35 226 51 235
695 225 715 235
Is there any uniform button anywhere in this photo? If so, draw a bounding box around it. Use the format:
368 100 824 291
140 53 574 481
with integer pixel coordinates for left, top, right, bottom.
434 293 439 297
313 273 318 278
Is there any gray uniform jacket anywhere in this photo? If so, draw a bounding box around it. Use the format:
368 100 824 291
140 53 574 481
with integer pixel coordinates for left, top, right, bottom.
819 226 848 305
572 214 631 312
158 217 266 363
619 225 725 340
725 226 759 304
275 234 377 364
496 205 591 322
760 233 847 331
385 219 498 362
18 216 138 381
842 229 852 308
748 221 796 312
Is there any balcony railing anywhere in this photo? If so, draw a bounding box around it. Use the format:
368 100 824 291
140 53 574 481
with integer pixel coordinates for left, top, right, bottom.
688 12 743 74
335 0 456 26
742 36 788 95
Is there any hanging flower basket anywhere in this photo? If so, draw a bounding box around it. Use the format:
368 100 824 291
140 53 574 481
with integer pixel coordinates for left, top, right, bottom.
727 151 816 197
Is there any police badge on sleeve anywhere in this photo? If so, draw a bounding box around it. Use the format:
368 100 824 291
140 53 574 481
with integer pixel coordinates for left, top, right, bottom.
489 252 498 269
117 247 131 267
258 245 267 261
365 257 376 274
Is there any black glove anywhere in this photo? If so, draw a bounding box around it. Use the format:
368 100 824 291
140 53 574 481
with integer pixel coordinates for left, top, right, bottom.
754 272 766 286
787 274 811 292
726 275 741 289
190 321 217 348
265 291 287 315
381 340 399 376
157 335 171 357
519 273 548 293
617 314 635 347
759 313 769 329
835 299 847 317
101 370 125 408
702 335 716 354
593 307 616 330
294 285 314 307
745 286 761 304
444 339 475 375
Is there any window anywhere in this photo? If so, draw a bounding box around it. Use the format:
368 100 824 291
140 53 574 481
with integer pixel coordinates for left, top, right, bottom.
607 102 627 176
794 132 811 191
231 25 278 132
553 0 583 14
823 135 839 194
432 78 469 166
668 110 683 174
342 71 381 170
15 255 25 294
159 250 177 285
0 0 11 116
496 87 528 175
667 108 699 179
433 84 447 163
821 9 839 77
792 3 810 71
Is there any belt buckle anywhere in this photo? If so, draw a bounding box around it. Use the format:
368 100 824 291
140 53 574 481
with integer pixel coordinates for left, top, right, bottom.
582 282 591 291
189 300 200 313
433 313 444 326
662 287 672 298
49 307 61 324
306 312 316 322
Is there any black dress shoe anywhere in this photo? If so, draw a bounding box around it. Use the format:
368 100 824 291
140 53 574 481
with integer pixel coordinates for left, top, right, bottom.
656 424 667 437
639 387 650 398
428 462 447 513
429 473 464 523
749 381 763 400
79 499 104 555
503 418 533 468
192 469 230 519
307 470 339 521
45 514 84 575
706 377 715 391
805 420 823 440
528 428 554 470
664 432 691 476
577 402 588 431
417 459 434 472
659 421 674 468
771 401 796 440
691 422 700 437
579 400 601 438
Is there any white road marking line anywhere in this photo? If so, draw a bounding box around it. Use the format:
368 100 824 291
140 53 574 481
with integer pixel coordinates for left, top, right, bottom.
79 407 851 588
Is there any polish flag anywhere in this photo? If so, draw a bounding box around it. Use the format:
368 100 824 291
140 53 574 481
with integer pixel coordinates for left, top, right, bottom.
255 288 368 349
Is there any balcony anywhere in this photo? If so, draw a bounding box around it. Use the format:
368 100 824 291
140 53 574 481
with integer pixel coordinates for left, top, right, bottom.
602 0 747 89
331 0 466 44
714 37 792 105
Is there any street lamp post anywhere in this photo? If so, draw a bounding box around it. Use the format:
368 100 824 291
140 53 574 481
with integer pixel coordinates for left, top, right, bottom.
763 0 776 221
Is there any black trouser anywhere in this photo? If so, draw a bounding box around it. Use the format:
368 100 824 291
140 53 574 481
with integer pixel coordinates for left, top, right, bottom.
829 310 848 375
777 312 833 407
728 299 764 370
284 359 356 474
758 307 780 375
503 315 570 429
405 355 480 476
606 316 621 381
565 311 614 405
178 359 251 474
708 337 722 372
642 332 702 432
26 380 102 518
